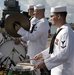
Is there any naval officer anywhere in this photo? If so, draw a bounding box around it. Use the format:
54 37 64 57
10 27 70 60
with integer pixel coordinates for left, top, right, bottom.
34 6 74 75
28 5 38 32
14 4 50 75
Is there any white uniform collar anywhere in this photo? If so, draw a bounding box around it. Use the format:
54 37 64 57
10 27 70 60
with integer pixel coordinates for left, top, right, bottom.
56 23 68 32
39 18 46 21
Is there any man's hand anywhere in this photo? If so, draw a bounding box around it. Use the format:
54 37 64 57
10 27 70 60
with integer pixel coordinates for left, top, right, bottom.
15 23 21 31
34 53 42 60
13 22 21 31
14 38 21 45
34 61 46 69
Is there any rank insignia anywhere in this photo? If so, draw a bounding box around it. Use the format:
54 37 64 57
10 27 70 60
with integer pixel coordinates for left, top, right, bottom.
61 41 66 48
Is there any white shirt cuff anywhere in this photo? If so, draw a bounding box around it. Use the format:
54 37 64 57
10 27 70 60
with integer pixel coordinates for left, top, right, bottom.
17 27 27 36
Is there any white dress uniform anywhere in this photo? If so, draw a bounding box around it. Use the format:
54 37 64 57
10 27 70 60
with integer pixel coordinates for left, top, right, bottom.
29 17 38 31
41 23 74 75
17 18 50 59
27 17 38 45
17 4 50 75
17 18 50 75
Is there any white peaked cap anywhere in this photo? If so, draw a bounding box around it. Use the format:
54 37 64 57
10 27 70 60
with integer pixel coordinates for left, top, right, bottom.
28 5 34 9
34 4 45 10
51 6 67 12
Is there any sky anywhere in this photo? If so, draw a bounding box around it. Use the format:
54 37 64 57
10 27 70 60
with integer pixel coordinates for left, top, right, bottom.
0 0 74 23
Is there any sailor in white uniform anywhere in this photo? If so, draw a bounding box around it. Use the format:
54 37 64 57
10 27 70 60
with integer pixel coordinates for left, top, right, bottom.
28 5 38 32
34 6 74 75
27 5 39 46
14 4 50 75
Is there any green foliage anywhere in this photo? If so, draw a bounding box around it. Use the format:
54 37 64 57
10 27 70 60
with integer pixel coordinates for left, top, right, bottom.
69 23 74 30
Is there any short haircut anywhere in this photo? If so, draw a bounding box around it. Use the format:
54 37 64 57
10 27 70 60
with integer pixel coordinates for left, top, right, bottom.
54 12 67 19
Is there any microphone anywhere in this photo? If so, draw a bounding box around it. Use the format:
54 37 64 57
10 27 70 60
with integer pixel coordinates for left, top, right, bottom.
9 57 16 66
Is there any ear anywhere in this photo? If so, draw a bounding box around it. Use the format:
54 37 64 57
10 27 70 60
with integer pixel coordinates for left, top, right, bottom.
58 14 61 19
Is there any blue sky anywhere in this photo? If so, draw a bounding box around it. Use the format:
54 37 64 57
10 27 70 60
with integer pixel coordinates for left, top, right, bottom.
0 0 74 23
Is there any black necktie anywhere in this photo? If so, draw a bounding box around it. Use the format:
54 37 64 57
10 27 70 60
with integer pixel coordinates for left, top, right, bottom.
30 24 36 33
49 28 62 54
29 16 33 21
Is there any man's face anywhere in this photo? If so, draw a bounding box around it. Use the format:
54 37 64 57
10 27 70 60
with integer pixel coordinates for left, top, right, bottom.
33 9 39 18
28 9 34 16
50 12 58 25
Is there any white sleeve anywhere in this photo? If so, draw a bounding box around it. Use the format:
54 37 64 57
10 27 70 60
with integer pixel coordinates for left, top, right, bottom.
17 22 50 41
41 47 50 59
17 27 27 36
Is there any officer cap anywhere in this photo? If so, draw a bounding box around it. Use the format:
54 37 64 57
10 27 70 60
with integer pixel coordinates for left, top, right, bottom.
34 4 45 10
28 5 34 9
51 6 67 12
